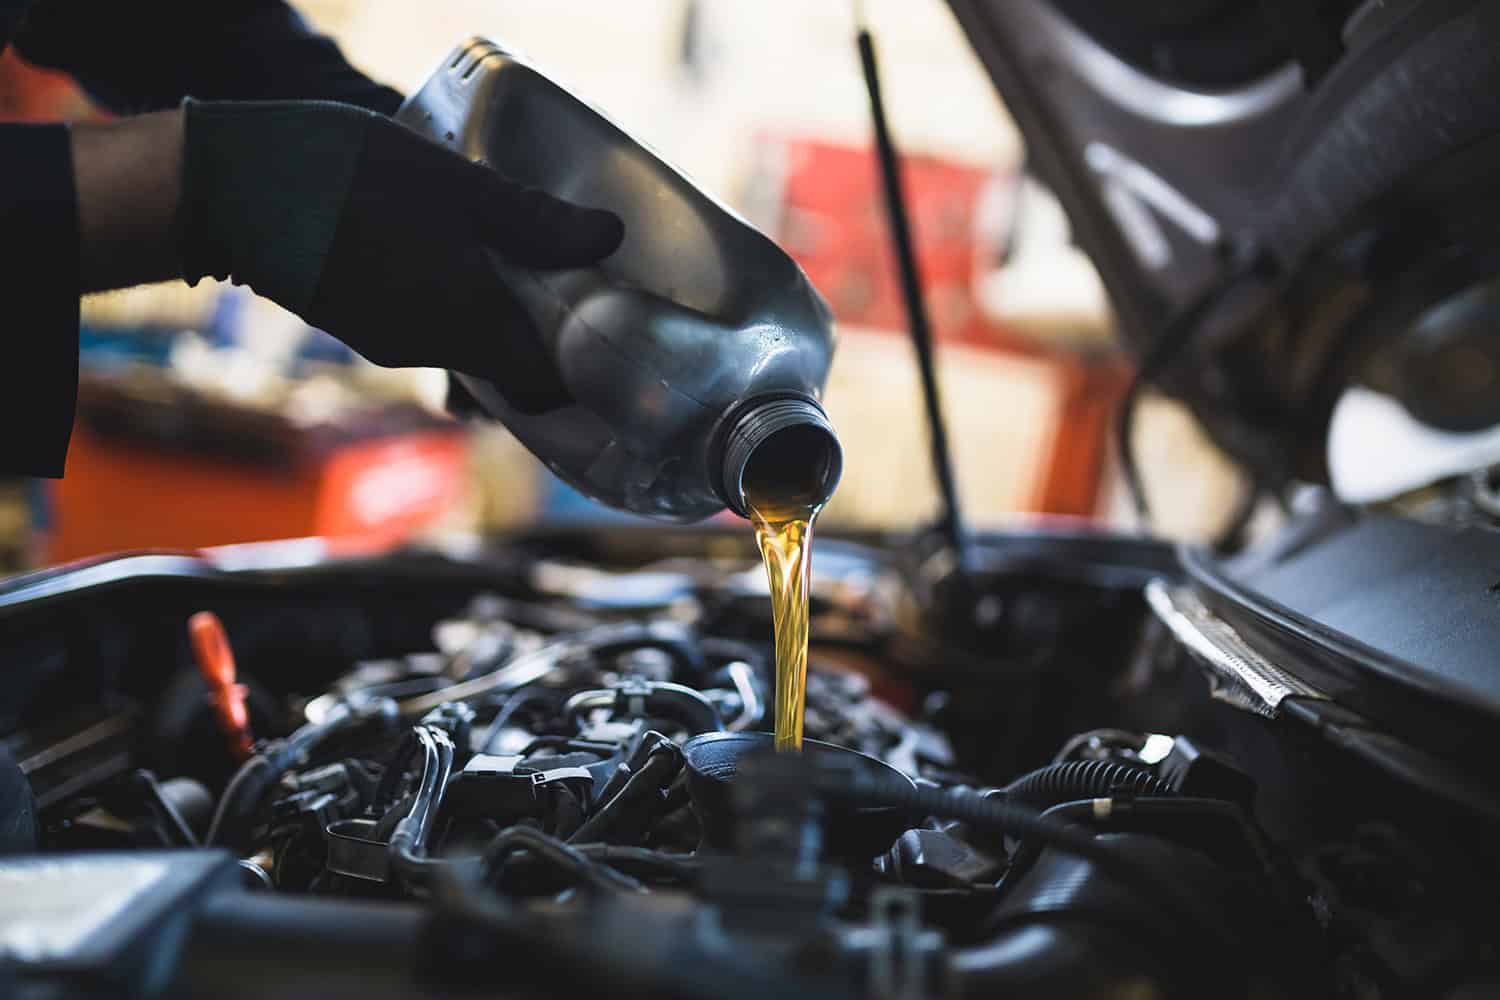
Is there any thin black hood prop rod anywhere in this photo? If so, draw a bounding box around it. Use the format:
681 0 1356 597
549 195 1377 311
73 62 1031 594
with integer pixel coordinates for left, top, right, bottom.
856 13 970 573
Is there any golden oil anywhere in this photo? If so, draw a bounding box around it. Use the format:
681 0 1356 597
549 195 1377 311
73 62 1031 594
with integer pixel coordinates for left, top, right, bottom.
748 496 820 752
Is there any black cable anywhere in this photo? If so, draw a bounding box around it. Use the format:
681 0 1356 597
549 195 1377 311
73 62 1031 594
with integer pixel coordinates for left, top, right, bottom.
133 770 199 847
520 736 621 756
379 732 651 896
203 755 274 849
402 728 448 845
1020 796 1280 886
999 759 1171 808
205 697 393 849
387 725 455 889
566 683 722 737
1089 796 1279 879
427 865 839 1000
1051 728 1149 764
567 748 682 844
573 845 701 883
1116 246 1271 528
818 770 1242 953
857 23 968 571
391 826 650 897
481 825 643 894
373 792 414 842
478 687 557 754
371 731 421 816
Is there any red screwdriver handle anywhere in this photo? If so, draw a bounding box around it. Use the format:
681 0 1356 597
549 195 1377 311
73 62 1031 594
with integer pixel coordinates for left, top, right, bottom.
188 611 255 762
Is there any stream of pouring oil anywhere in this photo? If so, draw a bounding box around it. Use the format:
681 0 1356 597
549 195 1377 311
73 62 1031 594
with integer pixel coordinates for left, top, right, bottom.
748 497 820 751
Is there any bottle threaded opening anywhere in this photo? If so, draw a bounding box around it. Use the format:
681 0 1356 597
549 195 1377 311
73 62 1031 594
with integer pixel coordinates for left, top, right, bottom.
720 396 842 518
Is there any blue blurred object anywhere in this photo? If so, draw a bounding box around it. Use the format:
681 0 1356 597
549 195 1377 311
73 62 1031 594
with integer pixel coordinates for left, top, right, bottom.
78 286 241 373
207 288 245 346
541 472 668 525
217 288 359 371
78 323 177 371
296 326 360 368
26 479 51 535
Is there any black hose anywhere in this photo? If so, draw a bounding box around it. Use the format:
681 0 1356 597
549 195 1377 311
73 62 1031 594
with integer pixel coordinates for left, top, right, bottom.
520 736 621 756
642 684 723 735
817 770 1241 953
1051 728 1148 764
429 864 832 1000
567 748 682 845
205 698 393 849
382 731 654 897
478 687 558 754
1036 796 1278 880
387 726 455 889
481 826 642 894
573 845 700 884
133 770 199 847
584 622 707 679
203 755 278 849
373 792 414 842
566 683 723 736
1001 760 1171 809
372 732 421 817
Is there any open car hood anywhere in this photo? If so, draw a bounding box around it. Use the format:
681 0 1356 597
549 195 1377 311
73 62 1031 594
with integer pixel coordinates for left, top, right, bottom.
947 0 1500 490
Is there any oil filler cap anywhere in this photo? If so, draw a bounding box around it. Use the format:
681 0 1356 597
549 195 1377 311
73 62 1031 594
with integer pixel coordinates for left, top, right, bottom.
683 731 916 862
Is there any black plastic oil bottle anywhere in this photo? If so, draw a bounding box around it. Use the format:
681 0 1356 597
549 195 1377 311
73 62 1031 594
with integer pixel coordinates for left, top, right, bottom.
396 38 842 522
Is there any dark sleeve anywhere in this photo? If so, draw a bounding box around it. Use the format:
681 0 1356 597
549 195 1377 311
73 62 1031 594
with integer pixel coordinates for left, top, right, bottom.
12 0 402 115
0 124 79 478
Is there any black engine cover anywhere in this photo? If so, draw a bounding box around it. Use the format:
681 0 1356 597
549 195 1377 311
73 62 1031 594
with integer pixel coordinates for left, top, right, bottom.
1188 510 1500 760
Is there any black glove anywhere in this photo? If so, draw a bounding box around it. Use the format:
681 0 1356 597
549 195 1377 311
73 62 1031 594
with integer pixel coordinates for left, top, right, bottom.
175 99 623 412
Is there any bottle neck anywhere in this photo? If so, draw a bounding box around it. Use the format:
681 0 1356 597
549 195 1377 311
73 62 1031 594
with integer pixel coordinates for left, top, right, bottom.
717 395 843 519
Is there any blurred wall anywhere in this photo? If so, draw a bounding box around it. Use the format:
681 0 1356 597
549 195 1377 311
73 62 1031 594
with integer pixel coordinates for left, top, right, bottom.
295 1 1241 540
316 0 1021 189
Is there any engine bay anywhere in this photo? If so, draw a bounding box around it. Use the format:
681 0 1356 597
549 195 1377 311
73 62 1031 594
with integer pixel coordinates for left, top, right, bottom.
2 523 1496 998
7 2 1500 997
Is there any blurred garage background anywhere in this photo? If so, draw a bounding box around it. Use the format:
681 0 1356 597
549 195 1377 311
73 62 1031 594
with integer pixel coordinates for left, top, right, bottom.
0 0 1242 571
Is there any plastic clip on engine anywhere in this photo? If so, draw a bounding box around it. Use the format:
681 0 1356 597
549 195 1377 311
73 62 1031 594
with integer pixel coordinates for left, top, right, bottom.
188 611 254 763
531 766 597 788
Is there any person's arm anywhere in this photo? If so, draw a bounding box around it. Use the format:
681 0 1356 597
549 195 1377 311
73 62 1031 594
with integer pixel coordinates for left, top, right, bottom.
0 124 80 476
70 109 182 292
13 0 401 114
63 99 621 410
3 100 620 480
0 112 183 480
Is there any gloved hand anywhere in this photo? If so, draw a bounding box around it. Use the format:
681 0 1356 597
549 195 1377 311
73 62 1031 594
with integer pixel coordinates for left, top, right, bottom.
175 99 623 412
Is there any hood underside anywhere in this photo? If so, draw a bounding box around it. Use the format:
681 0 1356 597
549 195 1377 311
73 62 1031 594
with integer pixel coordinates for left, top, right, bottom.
947 0 1500 490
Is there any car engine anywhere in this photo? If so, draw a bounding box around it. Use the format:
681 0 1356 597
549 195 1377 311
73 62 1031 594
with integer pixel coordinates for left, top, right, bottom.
4 519 1495 999
10 2 1500 996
